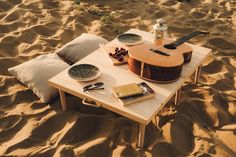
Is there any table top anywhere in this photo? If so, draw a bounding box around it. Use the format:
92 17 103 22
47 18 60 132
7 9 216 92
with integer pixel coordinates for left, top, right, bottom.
48 29 211 125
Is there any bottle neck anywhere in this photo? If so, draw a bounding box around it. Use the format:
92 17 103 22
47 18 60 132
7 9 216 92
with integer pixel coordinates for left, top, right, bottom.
159 22 164 27
154 23 167 30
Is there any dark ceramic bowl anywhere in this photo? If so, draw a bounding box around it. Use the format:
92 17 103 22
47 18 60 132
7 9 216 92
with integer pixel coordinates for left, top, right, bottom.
68 64 101 81
117 33 143 46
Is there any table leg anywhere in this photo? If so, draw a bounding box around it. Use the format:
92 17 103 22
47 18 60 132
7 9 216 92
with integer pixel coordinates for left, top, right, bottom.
194 65 202 84
154 114 162 131
138 123 146 148
175 88 181 106
59 90 67 111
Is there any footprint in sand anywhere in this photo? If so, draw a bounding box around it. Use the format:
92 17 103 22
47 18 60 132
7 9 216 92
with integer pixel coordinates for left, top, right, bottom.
218 11 231 18
119 145 138 157
0 115 23 143
78 141 112 157
7 0 22 5
0 42 19 57
202 60 224 74
0 12 7 19
191 11 207 19
212 91 231 126
120 12 137 19
11 89 39 104
171 115 195 155
32 22 59 37
0 77 24 94
4 112 71 154
4 9 23 22
0 115 22 133
58 29 75 44
153 10 167 19
216 124 236 154
221 57 236 71
211 7 219 14
17 29 38 44
1 35 17 43
1 21 24 34
152 142 175 157
0 1 13 11
59 116 115 144
208 38 236 50
0 95 12 108
18 43 44 55
42 1 60 9
206 21 217 28
211 75 235 91
0 25 9 34
60 148 76 157
161 1 178 6
18 2 39 11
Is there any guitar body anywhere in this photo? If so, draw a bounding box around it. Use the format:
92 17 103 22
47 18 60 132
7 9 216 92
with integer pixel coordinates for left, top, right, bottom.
127 31 209 83
128 39 193 83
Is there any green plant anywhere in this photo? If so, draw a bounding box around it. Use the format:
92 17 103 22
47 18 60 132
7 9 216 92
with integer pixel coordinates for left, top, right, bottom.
87 7 104 16
113 24 123 34
74 0 80 5
100 14 111 24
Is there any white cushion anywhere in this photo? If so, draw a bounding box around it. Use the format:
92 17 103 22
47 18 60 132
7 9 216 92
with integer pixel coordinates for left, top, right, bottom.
8 53 69 103
57 33 108 63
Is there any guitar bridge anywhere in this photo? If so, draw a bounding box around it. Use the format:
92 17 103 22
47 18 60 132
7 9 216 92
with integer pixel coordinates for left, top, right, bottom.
149 49 170 56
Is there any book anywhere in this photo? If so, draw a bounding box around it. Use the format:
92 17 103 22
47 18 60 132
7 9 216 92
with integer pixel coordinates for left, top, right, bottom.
112 83 143 99
113 82 155 106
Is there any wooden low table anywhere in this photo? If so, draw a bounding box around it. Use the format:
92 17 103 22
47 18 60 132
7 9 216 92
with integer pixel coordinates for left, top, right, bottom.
48 29 211 148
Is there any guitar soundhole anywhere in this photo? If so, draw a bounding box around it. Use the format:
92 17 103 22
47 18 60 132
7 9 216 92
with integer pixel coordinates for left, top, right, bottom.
164 44 176 50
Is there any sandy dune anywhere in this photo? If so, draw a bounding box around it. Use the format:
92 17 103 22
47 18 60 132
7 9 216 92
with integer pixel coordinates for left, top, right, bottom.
0 0 235 156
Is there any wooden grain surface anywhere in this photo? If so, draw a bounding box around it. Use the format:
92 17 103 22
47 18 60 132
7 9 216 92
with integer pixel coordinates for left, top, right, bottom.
99 43 128 65
48 28 211 125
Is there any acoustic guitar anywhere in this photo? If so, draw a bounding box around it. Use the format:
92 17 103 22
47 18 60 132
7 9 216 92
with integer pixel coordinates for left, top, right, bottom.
128 31 209 83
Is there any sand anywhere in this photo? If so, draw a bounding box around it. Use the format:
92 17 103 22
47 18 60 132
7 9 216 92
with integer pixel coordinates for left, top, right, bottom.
0 0 235 156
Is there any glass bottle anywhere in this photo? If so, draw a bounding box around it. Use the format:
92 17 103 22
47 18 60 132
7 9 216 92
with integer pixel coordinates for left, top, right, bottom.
153 18 168 46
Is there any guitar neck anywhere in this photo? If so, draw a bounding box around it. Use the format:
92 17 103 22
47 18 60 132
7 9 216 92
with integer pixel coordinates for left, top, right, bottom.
172 31 208 46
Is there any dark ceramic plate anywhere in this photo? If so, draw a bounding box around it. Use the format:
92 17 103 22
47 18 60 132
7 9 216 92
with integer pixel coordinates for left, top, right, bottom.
68 64 101 81
117 33 143 46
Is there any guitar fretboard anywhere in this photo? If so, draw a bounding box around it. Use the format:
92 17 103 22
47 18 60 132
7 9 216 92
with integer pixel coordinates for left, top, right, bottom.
171 31 209 46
